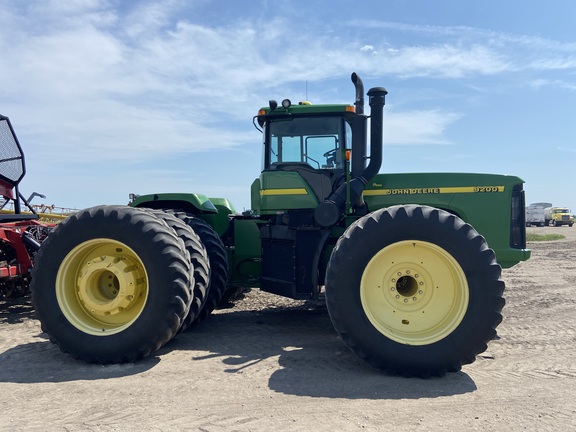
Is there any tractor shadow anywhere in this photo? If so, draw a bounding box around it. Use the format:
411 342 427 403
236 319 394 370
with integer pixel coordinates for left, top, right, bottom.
0 296 478 397
167 301 478 400
0 339 160 383
0 297 159 383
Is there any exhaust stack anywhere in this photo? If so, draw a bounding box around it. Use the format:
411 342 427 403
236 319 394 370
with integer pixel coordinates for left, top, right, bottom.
314 82 387 228
352 72 364 115
351 73 367 179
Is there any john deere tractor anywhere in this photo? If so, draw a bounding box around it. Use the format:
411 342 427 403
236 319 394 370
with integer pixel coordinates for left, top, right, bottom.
31 73 530 377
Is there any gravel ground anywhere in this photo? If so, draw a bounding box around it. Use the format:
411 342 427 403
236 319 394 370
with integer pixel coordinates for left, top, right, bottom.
1 225 575 431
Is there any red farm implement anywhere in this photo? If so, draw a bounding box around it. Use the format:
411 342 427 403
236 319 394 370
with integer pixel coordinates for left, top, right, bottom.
0 114 53 300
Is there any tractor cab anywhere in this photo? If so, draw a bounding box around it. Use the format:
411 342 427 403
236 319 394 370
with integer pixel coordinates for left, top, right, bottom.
263 108 351 171
253 75 387 228
257 103 355 208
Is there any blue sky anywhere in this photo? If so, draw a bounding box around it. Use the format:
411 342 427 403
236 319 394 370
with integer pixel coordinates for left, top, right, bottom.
1 0 575 214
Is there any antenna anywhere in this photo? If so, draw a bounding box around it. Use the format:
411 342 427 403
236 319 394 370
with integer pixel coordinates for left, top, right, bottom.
305 80 308 101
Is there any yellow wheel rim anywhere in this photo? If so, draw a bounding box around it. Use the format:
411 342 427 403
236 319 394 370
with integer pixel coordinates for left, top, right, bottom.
360 240 469 345
56 239 148 336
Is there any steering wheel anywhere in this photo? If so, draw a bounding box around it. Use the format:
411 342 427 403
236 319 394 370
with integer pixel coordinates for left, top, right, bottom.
323 148 337 168
323 148 337 158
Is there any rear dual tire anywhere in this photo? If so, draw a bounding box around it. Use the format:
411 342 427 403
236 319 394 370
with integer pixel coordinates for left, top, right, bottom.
146 210 210 332
31 206 194 363
163 211 228 324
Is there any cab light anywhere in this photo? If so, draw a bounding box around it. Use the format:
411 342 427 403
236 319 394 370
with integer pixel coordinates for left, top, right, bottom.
345 105 356 113
345 150 351 161
258 109 267 116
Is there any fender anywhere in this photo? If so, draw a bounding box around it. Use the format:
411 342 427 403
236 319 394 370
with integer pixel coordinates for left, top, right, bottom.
130 193 219 214
130 193 236 237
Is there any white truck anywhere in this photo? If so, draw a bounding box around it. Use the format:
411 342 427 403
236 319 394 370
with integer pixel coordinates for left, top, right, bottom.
544 206 574 227
526 202 549 227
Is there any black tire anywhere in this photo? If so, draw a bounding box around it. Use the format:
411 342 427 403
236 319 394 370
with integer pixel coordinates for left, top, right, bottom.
325 205 505 378
30 205 192 363
164 211 228 323
148 210 210 332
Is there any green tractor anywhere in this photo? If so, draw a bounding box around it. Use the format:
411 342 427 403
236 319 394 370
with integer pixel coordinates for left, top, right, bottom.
31 73 530 377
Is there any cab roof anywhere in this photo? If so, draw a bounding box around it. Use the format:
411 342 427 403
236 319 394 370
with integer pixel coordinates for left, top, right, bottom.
258 103 355 116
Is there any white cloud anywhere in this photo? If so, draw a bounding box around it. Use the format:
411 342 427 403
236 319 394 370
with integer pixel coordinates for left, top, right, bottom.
384 110 462 145
380 44 509 78
530 79 576 91
529 57 576 71
349 19 576 77
1 1 575 169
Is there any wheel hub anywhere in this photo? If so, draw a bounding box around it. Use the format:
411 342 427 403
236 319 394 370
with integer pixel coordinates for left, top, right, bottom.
360 240 469 345
77 255 143 317
390 269 426 304
56 239 148 335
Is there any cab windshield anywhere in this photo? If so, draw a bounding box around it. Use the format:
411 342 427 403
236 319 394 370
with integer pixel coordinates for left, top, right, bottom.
263 116 350 170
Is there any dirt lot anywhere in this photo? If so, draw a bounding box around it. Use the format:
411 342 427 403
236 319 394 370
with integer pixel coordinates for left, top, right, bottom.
1 226 575 431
